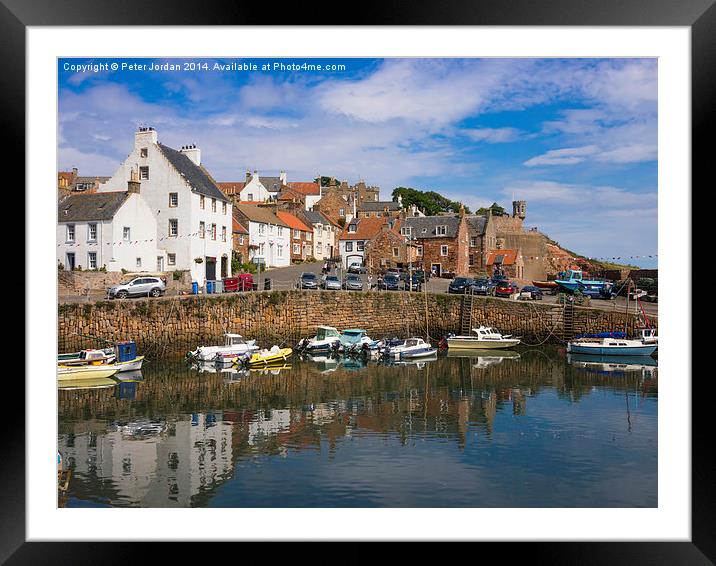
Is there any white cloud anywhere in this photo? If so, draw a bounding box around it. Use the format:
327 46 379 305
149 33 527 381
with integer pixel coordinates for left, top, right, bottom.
463 127 522 144
524 146 599 167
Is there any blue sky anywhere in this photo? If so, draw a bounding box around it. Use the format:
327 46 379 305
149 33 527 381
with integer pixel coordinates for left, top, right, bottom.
58 58 657 267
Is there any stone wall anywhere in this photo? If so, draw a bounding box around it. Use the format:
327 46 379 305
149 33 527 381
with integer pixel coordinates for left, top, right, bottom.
58 269 192 295
57 291 655 357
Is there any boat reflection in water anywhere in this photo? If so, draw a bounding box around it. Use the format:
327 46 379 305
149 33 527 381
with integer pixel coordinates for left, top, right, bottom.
58 348 657 508
567 353 658 378
446 348 520 369
57 376 119 391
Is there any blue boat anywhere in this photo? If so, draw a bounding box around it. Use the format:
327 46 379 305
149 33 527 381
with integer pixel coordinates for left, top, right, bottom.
555 270 613 297
566 337 657 356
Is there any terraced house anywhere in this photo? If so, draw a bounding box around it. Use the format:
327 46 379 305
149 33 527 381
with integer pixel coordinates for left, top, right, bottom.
276 211 313 262
233 204 290 268
94 127 233 284
401 212 470 278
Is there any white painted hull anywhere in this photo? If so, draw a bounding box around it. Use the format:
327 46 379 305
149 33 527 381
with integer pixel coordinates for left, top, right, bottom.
114 356 144 372
447 337 520 349
194 343 258 361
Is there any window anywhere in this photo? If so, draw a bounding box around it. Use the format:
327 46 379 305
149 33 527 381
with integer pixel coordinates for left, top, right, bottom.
88 252 97 269
221 226 226 242
417 246 423 256
87 223 97 242
345 242 353 252
211 224 217 240
317 243 322 254
339 208 345 217
348 224 356 233
66 224 75 242
436 225 447 236
470 237 477 247
278 227 283 237
441 245 448 256
469 254 475 266
169 219 178 237
200 195 205 209
212 199 216 212
123 227 130 241
293 229 300 239
139 166 149 180
357 241 364 251
306 232 312 241
168 253 176 266
293 244 300 255
199 221 205 238
277 245 283 257
247 193 253 201
169 193 178 207
238 236 244 245
136 257 142 268
258 223 265 235
222 202 227 214
401 227 412 236
140 147 148 158
259 243 265 255
392 247 399 257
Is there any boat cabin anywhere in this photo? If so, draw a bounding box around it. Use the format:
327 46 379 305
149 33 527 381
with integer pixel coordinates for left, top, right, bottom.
637 327 658 342
472 326 503 339
403 338 426 348
115 340 137 362
315 326 340 341
224 333 248 346
341 329 367 344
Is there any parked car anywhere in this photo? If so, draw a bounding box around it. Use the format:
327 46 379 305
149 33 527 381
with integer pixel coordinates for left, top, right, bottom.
518 285 544 300
448 277 474 294
343 274 364 291
299 272 319 289
628 288 648 300
467 278 495 296
347 262 367 274
378 273 401 291
413 269 431 282
321 275 342 290
403 274 423 292
494 281 519 298
108 276 166 299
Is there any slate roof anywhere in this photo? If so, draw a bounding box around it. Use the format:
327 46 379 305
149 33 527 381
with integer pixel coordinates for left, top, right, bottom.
158 143 229 202
403 216 461 238
466 215 488 235
58 192 129 222
260 176 283 192
357 200 401 212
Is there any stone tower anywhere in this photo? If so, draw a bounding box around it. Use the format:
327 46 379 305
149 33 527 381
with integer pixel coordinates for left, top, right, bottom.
512 200 526 220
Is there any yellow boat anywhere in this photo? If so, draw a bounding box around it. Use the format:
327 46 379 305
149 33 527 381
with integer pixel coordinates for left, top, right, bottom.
57 365 120 381
57 376 119 390
245 347 293 367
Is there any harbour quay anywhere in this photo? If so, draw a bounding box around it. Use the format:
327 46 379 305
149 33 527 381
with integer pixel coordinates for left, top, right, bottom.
57 290 656 357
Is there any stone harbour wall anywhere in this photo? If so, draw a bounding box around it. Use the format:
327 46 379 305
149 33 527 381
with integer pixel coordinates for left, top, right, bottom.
57 290 655 357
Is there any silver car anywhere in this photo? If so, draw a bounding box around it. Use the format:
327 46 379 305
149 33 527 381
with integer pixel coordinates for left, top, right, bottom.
108 276 166 299
343 274 364 291
321 275 342 290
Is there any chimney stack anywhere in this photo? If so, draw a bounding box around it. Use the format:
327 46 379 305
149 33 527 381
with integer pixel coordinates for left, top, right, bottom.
135 125 158 149
179 143 201 166
128 180 140 194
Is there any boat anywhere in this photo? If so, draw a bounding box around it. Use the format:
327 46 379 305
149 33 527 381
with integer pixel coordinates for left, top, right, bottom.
383 337 437 359
57 365 120 381
566 336 657 356
554 269 612 296
339 329 379 353
298 326 342 353
446 326 521 349
242 345 293 367
58 340 144 372
531 279 559 290
187 333 259 362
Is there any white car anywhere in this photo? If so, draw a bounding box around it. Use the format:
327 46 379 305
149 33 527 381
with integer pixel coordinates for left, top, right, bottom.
108 276 166 299
628 288 648 300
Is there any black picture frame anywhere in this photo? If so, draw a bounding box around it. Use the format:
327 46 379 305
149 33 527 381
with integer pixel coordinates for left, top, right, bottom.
7 0 707 562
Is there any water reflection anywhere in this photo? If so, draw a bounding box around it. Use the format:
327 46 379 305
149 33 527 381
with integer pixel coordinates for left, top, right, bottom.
58 348 657 508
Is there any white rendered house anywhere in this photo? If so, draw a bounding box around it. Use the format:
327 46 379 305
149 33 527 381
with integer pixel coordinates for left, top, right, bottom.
57 189 161 273
98 127 233 284
234 204 291 268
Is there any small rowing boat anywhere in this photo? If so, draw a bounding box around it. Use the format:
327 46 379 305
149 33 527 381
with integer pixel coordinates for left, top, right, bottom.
57 365 120 381
243 346 293 367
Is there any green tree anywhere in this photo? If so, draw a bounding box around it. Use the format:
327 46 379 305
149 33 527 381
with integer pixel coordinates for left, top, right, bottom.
476 202 506 216
392 187 470 215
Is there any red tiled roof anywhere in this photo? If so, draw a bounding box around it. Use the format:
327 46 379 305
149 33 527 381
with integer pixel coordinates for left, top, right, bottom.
218 182 246 195
486 249 520 265
232 219 249 233
276 211 311 232
340 217 394 241
287 182 320 196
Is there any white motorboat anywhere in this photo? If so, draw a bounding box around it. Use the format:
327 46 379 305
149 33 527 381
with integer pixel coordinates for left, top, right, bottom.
566 337 657 356
58 340 144 372
446 326 521 349
339 328 377 352
299 326 342 353
383 337 437 359
188 333 259 362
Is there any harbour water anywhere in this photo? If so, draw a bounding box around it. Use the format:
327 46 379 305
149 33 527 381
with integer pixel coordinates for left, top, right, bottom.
58 348 657 508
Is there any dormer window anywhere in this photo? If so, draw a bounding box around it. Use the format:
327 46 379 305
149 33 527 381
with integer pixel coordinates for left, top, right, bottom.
348 223 357 232
436 225 447 236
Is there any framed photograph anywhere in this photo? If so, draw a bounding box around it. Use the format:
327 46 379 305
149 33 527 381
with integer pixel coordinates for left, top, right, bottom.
9 0 707 561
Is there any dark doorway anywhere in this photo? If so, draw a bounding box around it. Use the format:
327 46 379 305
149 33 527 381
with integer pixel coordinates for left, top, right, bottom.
431 263 441 277
205 257 216 281
221 256 228 278
66 253 75 270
